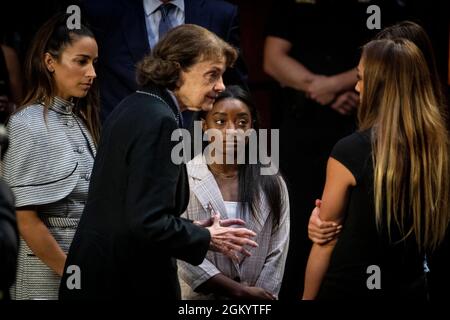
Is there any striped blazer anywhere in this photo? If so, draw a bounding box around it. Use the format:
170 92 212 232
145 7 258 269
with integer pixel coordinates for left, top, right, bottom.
177 154 290 299
2 99 96 300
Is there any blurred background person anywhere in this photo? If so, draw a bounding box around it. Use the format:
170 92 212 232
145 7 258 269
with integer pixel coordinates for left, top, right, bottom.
0 40 23 123
263 0 377 299
79 0 248 125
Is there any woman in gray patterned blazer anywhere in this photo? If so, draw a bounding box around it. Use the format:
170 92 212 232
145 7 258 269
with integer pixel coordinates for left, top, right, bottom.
2 14 100 300
178 86 290 299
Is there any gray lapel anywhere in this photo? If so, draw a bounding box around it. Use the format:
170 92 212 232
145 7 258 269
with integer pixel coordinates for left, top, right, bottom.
191 171 228 221
188 156 273 269
189 158 244 272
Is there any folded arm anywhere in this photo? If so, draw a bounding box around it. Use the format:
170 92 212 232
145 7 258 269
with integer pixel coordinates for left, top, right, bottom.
302 157 355 299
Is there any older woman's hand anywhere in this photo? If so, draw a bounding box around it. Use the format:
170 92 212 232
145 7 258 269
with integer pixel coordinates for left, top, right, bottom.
206 212 258 262
194 217 247 228
308 199 342 244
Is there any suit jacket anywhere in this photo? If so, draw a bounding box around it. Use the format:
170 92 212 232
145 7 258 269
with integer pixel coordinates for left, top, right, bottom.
59 85 211 300
0 179 18 300
82 0 248 122
177 155 290 299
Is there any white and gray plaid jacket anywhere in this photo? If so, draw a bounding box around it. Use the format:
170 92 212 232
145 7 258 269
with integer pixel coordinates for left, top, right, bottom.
177 155 290 299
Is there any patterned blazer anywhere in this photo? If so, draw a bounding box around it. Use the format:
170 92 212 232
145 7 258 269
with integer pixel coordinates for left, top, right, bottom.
178 155 290 299
3 102 96 206
2 99 96 300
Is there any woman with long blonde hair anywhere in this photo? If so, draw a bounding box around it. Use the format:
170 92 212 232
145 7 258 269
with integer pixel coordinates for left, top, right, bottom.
303 38 450 300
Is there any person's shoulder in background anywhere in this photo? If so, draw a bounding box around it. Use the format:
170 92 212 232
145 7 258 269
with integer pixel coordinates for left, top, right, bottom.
0 178 18 301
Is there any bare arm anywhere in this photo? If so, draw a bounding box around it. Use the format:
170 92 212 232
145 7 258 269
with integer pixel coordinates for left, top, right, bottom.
302 157 355 299
16 209 66 276
331 68 358 93
264 37 357 108
263 36 315 92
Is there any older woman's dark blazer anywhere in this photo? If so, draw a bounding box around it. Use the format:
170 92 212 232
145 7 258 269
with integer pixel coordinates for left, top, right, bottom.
59 85 210 300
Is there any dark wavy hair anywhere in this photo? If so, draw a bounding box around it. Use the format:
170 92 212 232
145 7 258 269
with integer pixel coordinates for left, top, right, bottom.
201 85 285 229
136 24 238 90
19 12 100 144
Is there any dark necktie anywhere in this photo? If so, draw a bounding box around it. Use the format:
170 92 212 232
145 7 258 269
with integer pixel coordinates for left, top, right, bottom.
158 3 175 40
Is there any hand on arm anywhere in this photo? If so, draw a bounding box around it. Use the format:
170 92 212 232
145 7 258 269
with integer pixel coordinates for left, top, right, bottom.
330 91 359 115
263 36 315 92
264 37 358 110
17 209 66 276
302 158 355 300
308 199 342 244
306 75 340 105
306 69 358 106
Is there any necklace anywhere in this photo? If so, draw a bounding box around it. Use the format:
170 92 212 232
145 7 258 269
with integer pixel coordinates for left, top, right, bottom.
208 165 238 179
136 90 181 126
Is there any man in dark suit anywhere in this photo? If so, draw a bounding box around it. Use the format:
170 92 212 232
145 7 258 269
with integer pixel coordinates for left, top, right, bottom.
81 0 247 123
59 24 257 300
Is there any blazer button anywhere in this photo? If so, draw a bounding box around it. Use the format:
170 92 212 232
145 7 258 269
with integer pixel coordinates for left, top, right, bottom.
84 173 91 181
66 120 74 128
76 146 85 154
